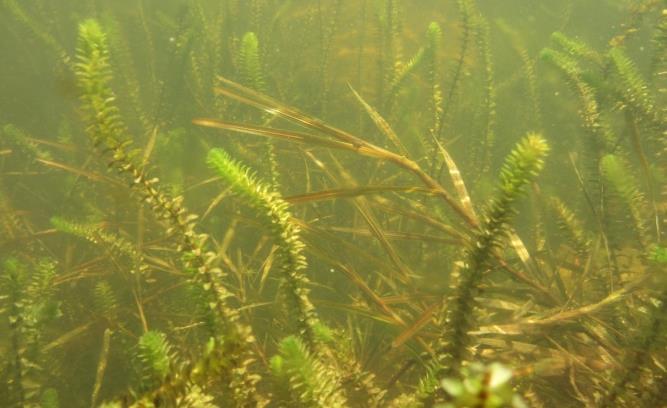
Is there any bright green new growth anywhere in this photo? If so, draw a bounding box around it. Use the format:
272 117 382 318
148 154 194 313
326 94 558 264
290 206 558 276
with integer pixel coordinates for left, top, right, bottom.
270 335 348 407
207 148 320 346
649 245 667 264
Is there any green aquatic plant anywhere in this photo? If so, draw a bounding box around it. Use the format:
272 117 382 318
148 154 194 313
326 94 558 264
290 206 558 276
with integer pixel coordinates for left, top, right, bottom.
1 124 52 163
235 31 281 188
1 0 68 62
540 47 614 151
598 283 667 407
549 31 602 66
270 335 348 407
377 0 404 104
101 13 151 134
438 0 475 137
649 245 667 264
436 133 549 377
424 21 444 138
384 46 425 114
207 146 386 404
74 18 263 406
238 32 266 93
207 148 319 346
40 388 60 408
50 216 139 262
549 196 591 258
93 281 119 324
0 2 665 406
135 330 176 392
473 14 497 174
317 0 343 114
608 47 660 127
0 257 60 407
496 19 541 131
600 154 651 249
439 362 526 408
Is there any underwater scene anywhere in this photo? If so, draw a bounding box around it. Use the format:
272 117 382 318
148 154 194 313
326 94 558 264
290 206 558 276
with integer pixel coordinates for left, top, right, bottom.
0 0 665 407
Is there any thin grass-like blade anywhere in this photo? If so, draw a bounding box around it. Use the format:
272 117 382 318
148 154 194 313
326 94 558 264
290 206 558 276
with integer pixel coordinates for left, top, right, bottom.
431 135 477 221
391 301 440 349
36 158 123 186
348 84 409 156
285 185 435 204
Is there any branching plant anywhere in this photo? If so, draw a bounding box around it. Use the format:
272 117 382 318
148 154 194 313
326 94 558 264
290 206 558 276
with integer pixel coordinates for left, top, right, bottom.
0 1 664 407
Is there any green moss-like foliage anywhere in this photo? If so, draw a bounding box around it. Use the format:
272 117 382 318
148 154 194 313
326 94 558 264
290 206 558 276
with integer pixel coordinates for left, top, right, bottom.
489 134 549 237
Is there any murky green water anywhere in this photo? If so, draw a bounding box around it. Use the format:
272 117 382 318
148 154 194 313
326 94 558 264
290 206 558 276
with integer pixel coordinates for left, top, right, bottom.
0 1 665 407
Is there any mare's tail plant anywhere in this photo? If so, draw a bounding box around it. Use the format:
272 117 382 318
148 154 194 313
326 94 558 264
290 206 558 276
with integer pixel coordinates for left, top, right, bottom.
74 19 262 406
207 148 384 406
414 133 549 405
207 148 320 347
